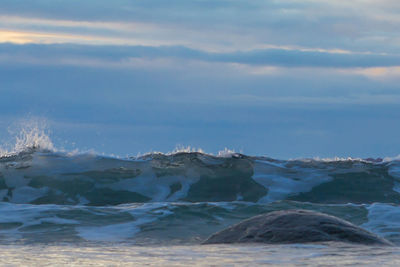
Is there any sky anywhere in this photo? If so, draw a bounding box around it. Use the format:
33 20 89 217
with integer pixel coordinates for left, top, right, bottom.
0 0 400 158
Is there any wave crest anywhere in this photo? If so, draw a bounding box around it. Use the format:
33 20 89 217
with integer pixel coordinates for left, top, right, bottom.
0 119 54 157
0 149 399 206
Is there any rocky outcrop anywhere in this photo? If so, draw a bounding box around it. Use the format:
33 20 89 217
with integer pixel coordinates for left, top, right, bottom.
203 209 392 246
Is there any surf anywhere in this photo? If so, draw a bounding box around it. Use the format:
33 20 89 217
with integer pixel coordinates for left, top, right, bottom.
1 122 400 246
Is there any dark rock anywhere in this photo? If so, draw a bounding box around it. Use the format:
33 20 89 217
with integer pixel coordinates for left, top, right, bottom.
203 210 392 246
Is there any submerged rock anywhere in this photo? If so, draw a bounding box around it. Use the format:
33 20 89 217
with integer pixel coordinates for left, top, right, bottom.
203 210 392 246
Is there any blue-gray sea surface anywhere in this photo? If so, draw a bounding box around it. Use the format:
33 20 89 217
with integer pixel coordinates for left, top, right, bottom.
1 148 400 265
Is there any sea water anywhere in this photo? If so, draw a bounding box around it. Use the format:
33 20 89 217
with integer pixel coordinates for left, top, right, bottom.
1 128 400 265
1 243 400 266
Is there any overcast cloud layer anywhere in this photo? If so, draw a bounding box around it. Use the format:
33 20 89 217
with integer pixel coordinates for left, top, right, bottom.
0 0 399 158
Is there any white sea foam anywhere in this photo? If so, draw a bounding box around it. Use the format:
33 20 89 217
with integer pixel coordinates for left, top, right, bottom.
14 124 54 153
108 174 199 202
217 148 238 157
383 155 400 162
0 203 75 239
0 118 55 157
253 161 331 203
135 145 242 159
76 203 173 242
170 145 205 154
292 156 376 164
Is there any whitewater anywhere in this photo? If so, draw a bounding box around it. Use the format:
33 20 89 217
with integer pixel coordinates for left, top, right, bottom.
1 125 400 265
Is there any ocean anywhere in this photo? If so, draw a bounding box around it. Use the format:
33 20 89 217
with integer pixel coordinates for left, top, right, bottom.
1 132 400 265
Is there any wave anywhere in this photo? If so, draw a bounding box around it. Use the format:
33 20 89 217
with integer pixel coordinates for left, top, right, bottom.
0 148 400 206
1 122 400 245
0 201 399 244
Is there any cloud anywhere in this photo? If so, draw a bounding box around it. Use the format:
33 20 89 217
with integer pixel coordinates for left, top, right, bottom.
342 66 400 80
1 1 400 158
0 43 399 70
1 1 400 53
1 43 398 111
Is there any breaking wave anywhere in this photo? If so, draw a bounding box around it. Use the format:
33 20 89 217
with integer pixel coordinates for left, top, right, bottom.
1 148 400 205
1 123 400 244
